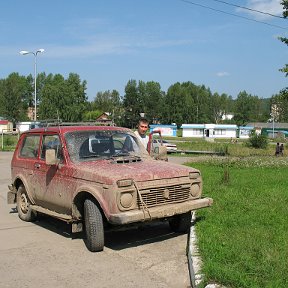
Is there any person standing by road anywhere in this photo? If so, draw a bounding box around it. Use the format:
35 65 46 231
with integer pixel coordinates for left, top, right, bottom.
275 143 280 156
280 143 284 156
134 118 149 150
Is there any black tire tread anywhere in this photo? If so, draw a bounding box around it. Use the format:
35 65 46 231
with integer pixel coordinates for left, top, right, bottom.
84 199 104 252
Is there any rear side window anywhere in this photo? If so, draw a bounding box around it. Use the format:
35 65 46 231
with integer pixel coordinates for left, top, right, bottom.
20 135 41 158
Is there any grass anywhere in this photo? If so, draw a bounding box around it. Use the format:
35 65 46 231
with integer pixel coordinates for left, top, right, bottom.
0 134 18 151
188 157 288 288
166 137 281 157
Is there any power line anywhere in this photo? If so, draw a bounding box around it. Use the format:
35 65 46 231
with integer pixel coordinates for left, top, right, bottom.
209 0 286 19
179 0 288 30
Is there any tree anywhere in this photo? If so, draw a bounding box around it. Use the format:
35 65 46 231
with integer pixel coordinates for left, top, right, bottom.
271 90 288 122
92 89 122 123
38 73 88 121
233 91 260 125
279 1 288 75
141 81 164 124
0 73 30 122
122 80 142 128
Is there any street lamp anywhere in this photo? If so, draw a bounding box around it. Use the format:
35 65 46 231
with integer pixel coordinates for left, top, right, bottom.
19 48 45 121
270 112 275 139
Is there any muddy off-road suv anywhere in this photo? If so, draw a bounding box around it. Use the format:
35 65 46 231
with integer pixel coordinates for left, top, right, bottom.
7 125 213 252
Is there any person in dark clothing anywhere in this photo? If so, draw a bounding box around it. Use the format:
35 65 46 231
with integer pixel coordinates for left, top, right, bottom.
280 143 284 156
275 143 280 156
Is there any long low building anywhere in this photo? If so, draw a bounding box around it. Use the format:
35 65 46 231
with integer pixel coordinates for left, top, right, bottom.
181 124 249 139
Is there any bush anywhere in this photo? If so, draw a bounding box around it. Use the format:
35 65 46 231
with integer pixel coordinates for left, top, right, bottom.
246 134 268 149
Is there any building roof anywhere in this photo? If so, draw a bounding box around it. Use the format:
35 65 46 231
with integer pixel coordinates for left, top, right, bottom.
150 124 177 128
246 122 288 129
180 124 237 129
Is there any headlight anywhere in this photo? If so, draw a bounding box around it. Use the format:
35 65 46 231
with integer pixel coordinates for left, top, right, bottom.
120 192 134 208
190 183 201 197
117 179 133 187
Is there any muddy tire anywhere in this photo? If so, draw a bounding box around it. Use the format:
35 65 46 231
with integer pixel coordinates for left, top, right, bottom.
84 198 104 252
16 184 37 222
169 212 192 233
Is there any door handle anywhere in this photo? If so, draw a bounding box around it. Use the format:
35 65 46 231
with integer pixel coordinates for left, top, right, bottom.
34 163 41 169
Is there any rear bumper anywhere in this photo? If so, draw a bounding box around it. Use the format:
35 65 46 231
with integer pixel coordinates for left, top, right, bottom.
108 197 213 225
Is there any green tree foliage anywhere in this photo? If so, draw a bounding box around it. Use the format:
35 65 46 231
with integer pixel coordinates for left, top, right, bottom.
275 1 288 121
163 82 229 126
211 93 233 123
233 91 261 125
271 90 288 122
140 81 164 124
91 89 122 124
122 80 140 128
83 110 103 121
0 73 30 122
122 80 164 128
38 73 87 121
279 0 288 75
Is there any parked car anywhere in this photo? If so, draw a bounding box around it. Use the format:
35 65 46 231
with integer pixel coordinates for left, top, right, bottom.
7 125 212 252
152 139 177 153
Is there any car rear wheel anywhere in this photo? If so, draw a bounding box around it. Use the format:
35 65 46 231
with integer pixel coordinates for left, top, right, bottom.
84 199 104 252
169 212 192 233
16 184 37 222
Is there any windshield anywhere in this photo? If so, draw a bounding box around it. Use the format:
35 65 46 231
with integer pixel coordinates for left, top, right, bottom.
64 129 149 162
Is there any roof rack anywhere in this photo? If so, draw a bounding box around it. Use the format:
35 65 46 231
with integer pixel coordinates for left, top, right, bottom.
38 119 114 127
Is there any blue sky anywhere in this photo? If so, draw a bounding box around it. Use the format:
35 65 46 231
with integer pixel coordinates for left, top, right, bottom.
1 0 287 100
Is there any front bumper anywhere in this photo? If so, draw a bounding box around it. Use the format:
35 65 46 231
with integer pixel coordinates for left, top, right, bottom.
109 197 213 225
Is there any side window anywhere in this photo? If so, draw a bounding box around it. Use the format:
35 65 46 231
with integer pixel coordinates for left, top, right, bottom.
20 135 41 158
41 134 63 161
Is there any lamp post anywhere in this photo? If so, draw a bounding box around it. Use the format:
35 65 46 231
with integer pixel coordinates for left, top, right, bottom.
270 112 275 139
19 49 45 121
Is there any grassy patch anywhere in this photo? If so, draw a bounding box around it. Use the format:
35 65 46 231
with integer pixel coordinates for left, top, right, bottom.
0 134 18 151
189 158 288 288
171 138 277 157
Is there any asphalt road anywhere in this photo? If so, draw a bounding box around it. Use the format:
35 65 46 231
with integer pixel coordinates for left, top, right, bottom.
0 152 191 288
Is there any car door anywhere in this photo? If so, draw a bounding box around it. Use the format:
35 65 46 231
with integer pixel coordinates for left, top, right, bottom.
33 133 73 214
16 133 41 203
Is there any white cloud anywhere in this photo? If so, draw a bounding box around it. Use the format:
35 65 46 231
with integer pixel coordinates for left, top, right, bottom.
240 0 283 20
216 72 230 77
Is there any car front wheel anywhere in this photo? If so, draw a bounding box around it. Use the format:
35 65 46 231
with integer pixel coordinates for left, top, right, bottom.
16 184 37 222
84 198 104 252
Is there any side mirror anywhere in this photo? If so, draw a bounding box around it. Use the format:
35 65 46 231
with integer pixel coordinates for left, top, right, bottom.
153 145 168 161
45 149 60 165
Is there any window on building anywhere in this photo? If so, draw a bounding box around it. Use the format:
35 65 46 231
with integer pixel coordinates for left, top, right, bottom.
214 129 226 135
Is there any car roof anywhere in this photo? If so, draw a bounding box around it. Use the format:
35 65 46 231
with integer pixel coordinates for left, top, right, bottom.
22 125 131 135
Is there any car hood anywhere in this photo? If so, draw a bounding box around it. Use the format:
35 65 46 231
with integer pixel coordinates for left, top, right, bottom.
72 158 197 185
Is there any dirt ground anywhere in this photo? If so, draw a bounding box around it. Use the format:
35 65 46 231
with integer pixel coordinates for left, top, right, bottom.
0 152 194 288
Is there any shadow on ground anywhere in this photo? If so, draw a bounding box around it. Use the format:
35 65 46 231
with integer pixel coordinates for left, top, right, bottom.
19 212 182 251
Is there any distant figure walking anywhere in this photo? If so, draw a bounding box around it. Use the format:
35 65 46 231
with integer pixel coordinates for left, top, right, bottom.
275 143 280 156
280 143 284 156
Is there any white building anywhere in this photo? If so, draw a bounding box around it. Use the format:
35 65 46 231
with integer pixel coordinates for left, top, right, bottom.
238 126 254 139
0 120 13 133
181 124 238 139
16 121 41 133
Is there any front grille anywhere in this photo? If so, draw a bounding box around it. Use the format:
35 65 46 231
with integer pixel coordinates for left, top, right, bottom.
137 184 190 208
